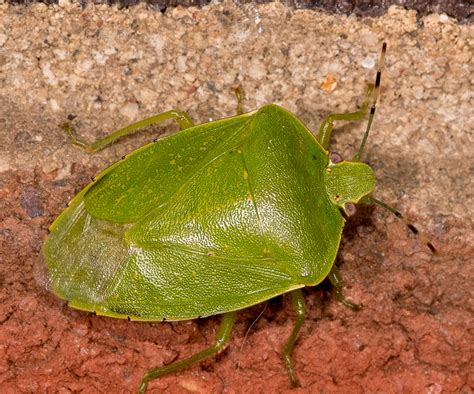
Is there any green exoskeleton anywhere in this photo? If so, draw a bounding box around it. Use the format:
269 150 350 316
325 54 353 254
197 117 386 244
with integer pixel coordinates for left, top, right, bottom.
43 43 436 392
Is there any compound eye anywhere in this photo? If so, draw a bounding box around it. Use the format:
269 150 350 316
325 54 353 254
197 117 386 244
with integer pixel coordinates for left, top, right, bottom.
329 151 343 163
344 203 357 217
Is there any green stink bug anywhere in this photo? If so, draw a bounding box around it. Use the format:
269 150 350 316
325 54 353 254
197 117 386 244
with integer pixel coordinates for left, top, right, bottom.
42 43 435 391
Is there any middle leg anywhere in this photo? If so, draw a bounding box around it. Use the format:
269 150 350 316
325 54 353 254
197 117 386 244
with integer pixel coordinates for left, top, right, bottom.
282 288 306 387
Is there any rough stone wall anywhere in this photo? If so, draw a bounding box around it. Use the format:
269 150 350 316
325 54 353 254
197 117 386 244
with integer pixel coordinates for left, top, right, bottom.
0 2 472 392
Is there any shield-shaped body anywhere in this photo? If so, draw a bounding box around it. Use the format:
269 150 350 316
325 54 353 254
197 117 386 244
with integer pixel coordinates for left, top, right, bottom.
43 104 375 321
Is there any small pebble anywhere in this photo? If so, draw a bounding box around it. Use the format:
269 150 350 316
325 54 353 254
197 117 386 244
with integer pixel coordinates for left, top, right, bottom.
439 14 450 23
120 102 139 119
50 98 60 112
0 34 8 47
362 56 375 69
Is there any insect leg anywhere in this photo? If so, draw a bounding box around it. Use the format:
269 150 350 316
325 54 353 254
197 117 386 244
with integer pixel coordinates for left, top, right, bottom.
328 265 361 311
318 42 387 151
282 289 306 387
137 312 237 393
316 84 374 149
233 85 245 115
62 109 194 153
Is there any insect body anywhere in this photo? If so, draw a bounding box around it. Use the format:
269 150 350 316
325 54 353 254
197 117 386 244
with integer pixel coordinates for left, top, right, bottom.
43 44 425 391
45 103 375 318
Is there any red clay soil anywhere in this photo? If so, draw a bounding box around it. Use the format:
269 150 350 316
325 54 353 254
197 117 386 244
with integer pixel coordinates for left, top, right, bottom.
0 167 472 393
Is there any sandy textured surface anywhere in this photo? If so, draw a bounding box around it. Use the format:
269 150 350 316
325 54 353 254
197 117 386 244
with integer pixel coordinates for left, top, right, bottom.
1 1 473 393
